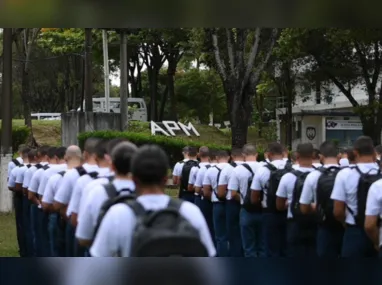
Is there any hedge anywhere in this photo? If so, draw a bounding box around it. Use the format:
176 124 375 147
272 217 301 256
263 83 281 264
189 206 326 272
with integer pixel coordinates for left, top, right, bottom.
78 131 266 166
0 126 30 152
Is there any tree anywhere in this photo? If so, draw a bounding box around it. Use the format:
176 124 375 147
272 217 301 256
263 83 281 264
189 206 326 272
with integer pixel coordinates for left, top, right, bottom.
278 28 382 144
206 28 279 147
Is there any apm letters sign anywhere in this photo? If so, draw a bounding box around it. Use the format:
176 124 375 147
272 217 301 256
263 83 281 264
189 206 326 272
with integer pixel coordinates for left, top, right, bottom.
150 121 200 137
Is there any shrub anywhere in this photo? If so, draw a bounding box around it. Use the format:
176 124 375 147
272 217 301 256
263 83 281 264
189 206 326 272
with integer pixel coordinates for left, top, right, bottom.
0 126 30 153
78 131 266 166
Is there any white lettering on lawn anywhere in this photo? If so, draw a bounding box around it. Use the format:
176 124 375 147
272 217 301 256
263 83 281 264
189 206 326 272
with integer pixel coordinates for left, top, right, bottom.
162 121 181 136
150 121 200 137
151 121 170 136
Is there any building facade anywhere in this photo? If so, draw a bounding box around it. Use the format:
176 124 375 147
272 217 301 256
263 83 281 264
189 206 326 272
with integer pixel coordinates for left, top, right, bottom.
275 82 369 149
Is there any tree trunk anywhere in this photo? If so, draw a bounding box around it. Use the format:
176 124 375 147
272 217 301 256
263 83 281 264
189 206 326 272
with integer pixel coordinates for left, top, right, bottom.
84 28 93 112
158 86 168 121
167 58 177 121
120 31 129 130
231 107 250 148
361 115 382 145
149 70 158 121
21 64 32 129
286 88 293 149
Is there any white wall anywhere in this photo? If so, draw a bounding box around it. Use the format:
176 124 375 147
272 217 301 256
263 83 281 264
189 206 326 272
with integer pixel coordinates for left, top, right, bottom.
0 154 13 213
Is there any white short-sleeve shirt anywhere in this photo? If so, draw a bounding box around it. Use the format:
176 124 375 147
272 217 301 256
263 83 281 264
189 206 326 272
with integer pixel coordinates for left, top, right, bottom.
42 173 65 204
7 157 23 179
23 162 48 189
15 165 29 184
8 166 21 188
276 166 314 218
90 194 216 257
67 167 111 217
189 162 210 186
28 167 49 193
194 164 215 189
38 164 68 196
331 163 379 225
218 162 244 200
365 179 382 246
76 179 136 241
203 163 231 202
251 159 287 208
54 164 99 205
79 177 111 216
299 164 339 205
227 162 261 204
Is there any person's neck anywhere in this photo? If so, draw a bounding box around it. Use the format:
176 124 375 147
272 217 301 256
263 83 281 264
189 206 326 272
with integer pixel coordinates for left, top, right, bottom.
299 159 312 168
323 158 338 165
188 156 197 161
244 155 257 162
57 159 66 164
86 158 97 165
234 157 244 162
270 155 284 161
97 160 110 168
200 158 209 163
138 185 165 195
313 160 321 164
358 156 375 163
23 159 29 164
218 160 229 164
115 174 132 180
67 160 81 169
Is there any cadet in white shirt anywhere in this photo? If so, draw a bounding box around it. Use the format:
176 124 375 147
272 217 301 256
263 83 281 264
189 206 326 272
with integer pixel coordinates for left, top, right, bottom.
299 141 343 258
365 178 382 257
312 148 323 169
218 147 245 257
194 151 217 243
8 147 30 258
331 136 380 257
54 139 100 257
76 141 137 249
251 142 289 257
276 143 315 257
172 146 189 185
203 150 231 257
177 147 199 203
228 144 262 257
91 144 216 257
188 146 210 208
42 145 82 257
344 147 357 168
7 145 24 180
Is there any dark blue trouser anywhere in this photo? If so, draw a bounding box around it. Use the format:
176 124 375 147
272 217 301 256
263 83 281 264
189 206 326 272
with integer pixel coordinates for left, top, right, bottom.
263 212 287 257
341 225 377 258
194 195 202 209
65 221 76 257
213 202 229 257
74 238 87 257
30 204 39 257
226 199 243 257
200 198 215 245
287 220 317 258
240 208 265 257
48 213 60 257
179 191 195 204
316 224 344 258
12 192 24 257
37 209 50 257
22 195 33 257
56 217 66 257
379 247 382 258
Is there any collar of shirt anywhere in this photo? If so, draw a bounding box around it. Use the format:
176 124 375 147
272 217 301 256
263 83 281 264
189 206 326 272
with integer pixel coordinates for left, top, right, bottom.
235 161 245 165
323 164 339 168
183 159 190 162
296 166 313 172
112 179 135 191
217 162 230 168
40 161 49 165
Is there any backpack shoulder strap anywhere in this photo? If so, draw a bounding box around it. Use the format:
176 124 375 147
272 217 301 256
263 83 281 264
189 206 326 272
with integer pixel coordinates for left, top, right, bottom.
104 183 119 199
264 162 277 171
241 163 254 176
12 159 20 166
88 171 99 179
58 171 66 177
167 198 183 211
43 165 50 170
75 166 87 176
127 200 147 216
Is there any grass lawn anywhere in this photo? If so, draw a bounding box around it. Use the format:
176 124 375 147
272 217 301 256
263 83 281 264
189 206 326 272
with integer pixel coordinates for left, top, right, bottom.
0 189 179 257
0 213 18 257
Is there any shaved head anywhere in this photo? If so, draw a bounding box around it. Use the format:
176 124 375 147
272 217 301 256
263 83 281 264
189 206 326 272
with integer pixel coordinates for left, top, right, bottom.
66 145 82 159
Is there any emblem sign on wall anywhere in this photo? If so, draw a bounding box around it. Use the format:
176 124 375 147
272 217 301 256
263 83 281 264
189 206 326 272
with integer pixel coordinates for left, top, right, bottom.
306 126 316 140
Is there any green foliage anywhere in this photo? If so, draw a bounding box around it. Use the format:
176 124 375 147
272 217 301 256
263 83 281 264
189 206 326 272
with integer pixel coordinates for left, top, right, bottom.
78 130 266 164
0 126 30 152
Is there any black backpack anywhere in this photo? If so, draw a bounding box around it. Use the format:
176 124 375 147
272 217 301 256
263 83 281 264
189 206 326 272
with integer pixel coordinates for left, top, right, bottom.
315 166 341 225
241 164 262 213
94 182 136 237
264 162 293 212
179 160 199 194
12 159 21 167
213 166 225 202
347 166 382 227
127 198 209 257
290 170 313 223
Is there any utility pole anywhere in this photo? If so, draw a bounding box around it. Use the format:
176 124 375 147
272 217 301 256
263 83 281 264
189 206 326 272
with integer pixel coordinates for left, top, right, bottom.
119 30 129 130
0 28 15 212
102 29 110 113
84 28 93 112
